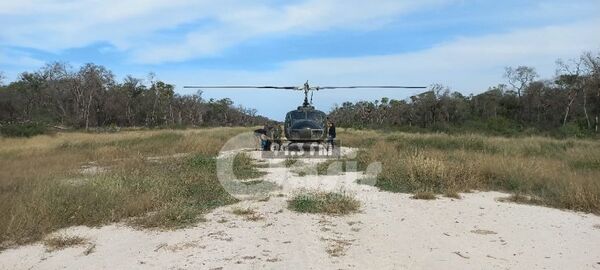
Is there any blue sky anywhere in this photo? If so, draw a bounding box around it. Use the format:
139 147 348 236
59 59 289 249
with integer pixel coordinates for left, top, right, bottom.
1 0 599 120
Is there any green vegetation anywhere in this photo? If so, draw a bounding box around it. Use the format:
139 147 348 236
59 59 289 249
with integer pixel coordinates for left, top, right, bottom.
0 122 47 137
569 159 600 171
0 63 270 132
0 128 248 249
288 192 360 215
233 152 267 179
329 52 600 139
340 129 600 213
284 158 299 168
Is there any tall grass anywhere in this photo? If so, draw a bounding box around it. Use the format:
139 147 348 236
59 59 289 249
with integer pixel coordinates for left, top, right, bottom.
339 128 600 214
2 127 599 250
0 127 249 249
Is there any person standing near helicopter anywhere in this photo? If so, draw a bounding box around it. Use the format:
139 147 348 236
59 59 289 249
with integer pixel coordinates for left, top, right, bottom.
272 124 282 150
327 121 336 151
254 124 271 151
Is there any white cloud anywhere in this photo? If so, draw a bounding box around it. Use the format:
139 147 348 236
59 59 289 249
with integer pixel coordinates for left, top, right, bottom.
160 19 600 119
282 19 600 86
0 49 45 81
0 0 220 51
0 49 44 68
0 0 452 63
133 0 455 63
2 0 598 66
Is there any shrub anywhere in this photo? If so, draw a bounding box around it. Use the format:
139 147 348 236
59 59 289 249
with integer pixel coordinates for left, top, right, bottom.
558 123 587 138
0 122 47 137
233 153 266 179
288 191 360 215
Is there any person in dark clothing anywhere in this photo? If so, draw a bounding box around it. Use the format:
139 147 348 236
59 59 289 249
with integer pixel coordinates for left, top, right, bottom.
272 125 282 151
262 124 272 151
327 121 336 151
253 128 262 150
264 136 272 151
255 125 272 151
254 128 267 150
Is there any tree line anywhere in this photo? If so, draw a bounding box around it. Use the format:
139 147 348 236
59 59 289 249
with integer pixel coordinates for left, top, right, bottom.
328 51 600 137
0 62 269 133
1 51 599 137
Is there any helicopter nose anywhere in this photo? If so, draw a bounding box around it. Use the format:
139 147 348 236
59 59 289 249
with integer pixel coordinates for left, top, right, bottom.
289 120 324 140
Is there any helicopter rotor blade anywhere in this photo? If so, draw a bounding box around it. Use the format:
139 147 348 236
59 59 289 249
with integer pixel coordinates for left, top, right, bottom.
183 86 299 90
183 85 429 92
316 86 427 90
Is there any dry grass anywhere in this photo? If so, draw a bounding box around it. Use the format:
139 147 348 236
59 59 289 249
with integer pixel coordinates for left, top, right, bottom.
231 207 256 216
3 127 600 250
288 191 360 215
231 207 264 221
0 127 250 249
43 235 88 251
324 238 353 257
233 152 267 179
444 191 462 199
290 159 349 177
339 129 600 214
411 191 437 200
497 194 545 206
284 158 300 168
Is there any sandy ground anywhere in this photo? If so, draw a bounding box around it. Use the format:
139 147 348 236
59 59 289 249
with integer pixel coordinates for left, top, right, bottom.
1 148 600 270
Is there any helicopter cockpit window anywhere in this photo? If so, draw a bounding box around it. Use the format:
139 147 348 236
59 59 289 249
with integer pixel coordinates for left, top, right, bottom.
307 111 324 122
290 111 305 121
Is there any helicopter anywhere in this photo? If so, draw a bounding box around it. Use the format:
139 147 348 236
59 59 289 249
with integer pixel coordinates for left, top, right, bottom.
183 81 427 143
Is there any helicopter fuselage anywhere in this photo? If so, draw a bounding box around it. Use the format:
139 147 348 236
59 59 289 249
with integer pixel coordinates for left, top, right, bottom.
284 105 327 142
